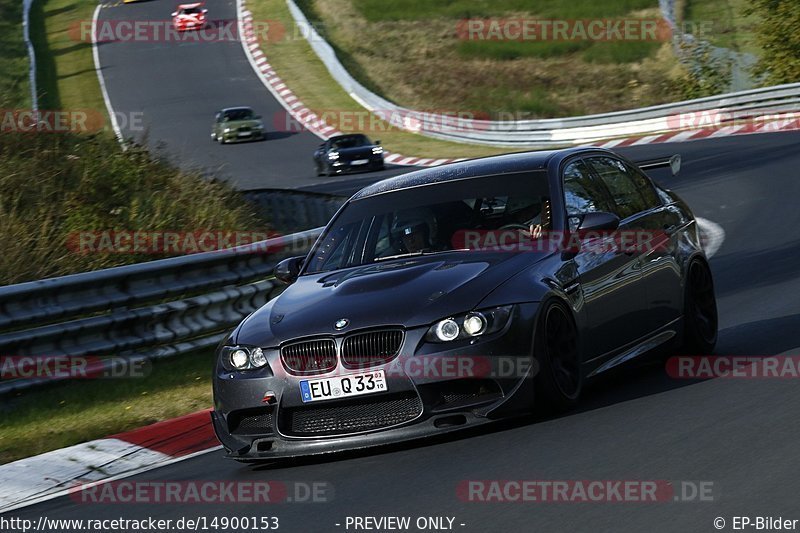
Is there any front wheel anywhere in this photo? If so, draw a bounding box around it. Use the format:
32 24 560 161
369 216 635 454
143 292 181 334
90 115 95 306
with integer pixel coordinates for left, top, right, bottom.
533 301 582 413
682 259 718 354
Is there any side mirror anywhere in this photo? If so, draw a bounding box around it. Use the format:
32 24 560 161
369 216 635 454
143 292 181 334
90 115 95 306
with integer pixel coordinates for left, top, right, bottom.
253 114 261 120
561 211 620 260
374 139 381 145
578 211 620 232
274 256 304 284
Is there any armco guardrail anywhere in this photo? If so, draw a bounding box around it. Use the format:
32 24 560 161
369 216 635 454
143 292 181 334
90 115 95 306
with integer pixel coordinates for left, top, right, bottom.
0 228 323 395
23 0 38 111
285 0 800 147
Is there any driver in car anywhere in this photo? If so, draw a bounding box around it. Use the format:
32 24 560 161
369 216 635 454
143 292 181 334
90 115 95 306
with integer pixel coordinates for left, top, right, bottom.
502 197 548 239
390 208 440 254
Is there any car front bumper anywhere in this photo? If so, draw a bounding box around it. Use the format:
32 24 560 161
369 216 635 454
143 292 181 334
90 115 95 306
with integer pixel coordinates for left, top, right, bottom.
211 303 540 461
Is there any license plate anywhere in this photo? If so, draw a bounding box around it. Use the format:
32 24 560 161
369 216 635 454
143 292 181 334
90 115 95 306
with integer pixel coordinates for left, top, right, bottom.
238 131 252 137
351 159 368 165
300 370 387 403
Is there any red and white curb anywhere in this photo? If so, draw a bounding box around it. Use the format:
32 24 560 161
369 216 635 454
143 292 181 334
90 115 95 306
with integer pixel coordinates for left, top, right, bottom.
0 409 218 513
235 0 461 168
592 113 800 149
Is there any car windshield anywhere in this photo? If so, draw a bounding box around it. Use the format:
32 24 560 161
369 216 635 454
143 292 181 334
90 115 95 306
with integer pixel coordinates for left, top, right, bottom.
331 135 370 149
181 6 202 14
304 171 551 274
224 108 254 121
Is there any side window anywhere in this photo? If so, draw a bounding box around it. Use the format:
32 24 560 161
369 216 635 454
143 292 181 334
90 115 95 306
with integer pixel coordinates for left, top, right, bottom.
624 162 662 209
588 156 649 220
563 159 612 229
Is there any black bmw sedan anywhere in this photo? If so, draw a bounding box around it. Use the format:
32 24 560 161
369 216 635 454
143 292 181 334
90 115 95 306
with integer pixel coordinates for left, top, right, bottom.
212 147 718 461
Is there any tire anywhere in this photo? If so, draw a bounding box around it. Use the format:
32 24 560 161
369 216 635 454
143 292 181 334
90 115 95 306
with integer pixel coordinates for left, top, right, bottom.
533 300 582 413
682 259 718 354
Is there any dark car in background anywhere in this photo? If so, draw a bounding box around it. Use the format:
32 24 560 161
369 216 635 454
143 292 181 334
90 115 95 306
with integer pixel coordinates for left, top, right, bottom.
212 147 718 462
211 107 265 144
313 134 385 176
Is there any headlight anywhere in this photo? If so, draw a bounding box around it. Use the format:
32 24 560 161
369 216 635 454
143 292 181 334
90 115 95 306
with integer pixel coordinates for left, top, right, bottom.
432 318 460 342
223 127 233 133
463 312 486 335
254 122 263 130
371 146 383 154
231 349 248 369
328 151 339 160
221 345 269 371
425 306 513 343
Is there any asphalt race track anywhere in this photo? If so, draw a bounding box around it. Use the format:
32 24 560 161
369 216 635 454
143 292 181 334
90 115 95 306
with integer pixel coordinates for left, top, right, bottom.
6 130 800 531
17 0 800 530
95 0 408 191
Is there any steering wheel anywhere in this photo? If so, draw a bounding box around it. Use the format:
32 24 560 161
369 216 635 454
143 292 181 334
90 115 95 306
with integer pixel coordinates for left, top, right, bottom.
499 223 530 231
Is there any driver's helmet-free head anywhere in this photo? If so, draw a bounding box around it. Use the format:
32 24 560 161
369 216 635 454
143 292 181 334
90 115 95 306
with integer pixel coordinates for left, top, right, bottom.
391 207 438 249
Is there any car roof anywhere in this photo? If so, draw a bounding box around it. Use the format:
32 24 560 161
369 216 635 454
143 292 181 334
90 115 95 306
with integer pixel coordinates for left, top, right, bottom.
177 3 203 8
330 133 368 140
220 107 253 113
350 147 596 200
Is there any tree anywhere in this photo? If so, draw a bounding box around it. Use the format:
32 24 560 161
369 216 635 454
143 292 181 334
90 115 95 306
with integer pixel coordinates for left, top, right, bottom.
746 0 800 85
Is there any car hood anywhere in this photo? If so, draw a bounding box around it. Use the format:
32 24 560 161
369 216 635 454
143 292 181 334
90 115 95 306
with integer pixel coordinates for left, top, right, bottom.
235 252 544 346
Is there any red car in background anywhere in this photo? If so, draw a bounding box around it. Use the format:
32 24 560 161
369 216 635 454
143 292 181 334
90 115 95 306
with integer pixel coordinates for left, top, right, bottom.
172 3 207 31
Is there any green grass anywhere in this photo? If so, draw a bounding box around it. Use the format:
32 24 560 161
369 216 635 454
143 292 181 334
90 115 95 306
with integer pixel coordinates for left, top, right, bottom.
457 40 590 61
352 0 657 21
28 0 105 116
0 351 215 465
251 0 509 158
682 0 759 55
0 0 31 107
288 0 682 119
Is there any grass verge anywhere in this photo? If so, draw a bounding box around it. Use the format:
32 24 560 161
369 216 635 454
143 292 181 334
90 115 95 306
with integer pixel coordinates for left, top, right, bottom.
288 0 685 120
0 0 31 108
249 0 510 159
0 351 214 465
28 0 106 117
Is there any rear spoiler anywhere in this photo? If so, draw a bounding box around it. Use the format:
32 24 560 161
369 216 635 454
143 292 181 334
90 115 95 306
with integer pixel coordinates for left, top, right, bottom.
636 154 681 176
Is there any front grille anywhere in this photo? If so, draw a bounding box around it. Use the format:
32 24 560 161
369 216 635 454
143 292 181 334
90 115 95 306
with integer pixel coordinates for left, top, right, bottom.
282 392 422 436
228 409 274 435
281 339 337 375
341 329 403 368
